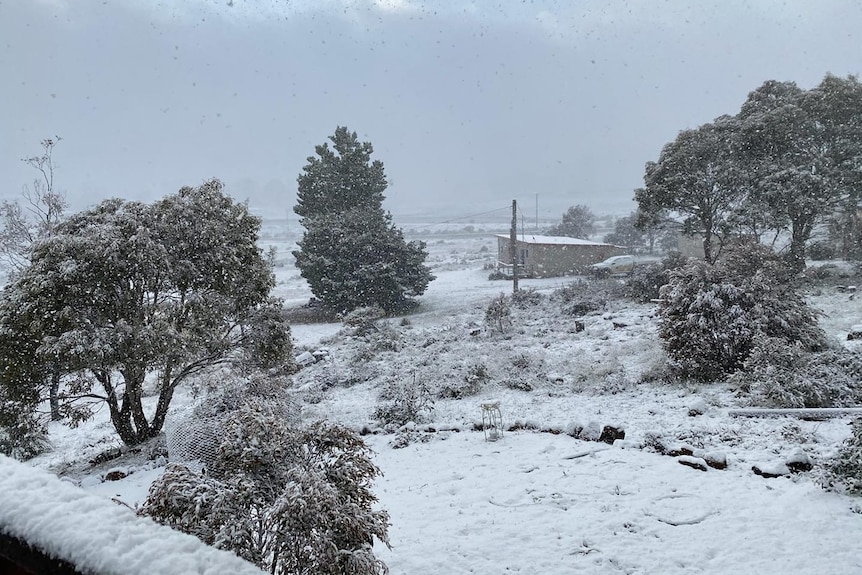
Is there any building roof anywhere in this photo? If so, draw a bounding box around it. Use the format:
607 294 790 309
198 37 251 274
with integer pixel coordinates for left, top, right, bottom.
495 234 613 247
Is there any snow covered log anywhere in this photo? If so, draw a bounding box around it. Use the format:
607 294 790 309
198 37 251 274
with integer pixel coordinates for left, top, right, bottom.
0 456 266 575
728 408 862 419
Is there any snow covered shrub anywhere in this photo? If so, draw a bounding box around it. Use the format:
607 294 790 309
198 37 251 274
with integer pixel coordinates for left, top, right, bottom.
552 279 622 316
373 376 435 427
806 240 837 261
342 305 386 336
553 279 591 304
503 378 534 392
733 339 862 408
512 287 542 308
143 400 390 575
571 359 629 395
389 429 433 449
625 251 689 303
485 293 512 333
165 374 299 471
659 243 826 381
439 362 490 399
240 300 295 372
820 418 862 496
367 322 402 352
0 406 49 460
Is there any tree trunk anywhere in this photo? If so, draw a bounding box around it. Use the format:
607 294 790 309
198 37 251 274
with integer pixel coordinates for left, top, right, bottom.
702 230 714 264
788 219 813 274
101 370 156 447
49 364 60 421
150 376 175 438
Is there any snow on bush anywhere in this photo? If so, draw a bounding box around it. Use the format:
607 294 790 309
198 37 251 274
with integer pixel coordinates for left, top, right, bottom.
625 251 689 303
820 418 862 496
484 293 512 333
143 399 390 575
551 279 621 316
0 405 49 460
166 374 300 472
439 361 491 399
373 375 435 427
342 305 387 335
732 337 862 408
659 243 826 381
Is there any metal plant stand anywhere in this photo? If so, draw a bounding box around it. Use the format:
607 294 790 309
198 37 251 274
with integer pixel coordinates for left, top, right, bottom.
481 401 503 442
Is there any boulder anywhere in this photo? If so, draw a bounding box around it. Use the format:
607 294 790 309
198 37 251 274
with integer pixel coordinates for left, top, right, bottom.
104 469 128 482
752 463 790 479
785 450 813 473
295 351 315 367
599 425 625 444
688 398 709 417
678 456 708 471
665 443 695 457
578 420 603 442
702 451 727 470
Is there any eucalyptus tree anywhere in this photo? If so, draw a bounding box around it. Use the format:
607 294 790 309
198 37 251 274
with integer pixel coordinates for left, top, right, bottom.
636 115 746 263
0 180 290 446
545 204 596 239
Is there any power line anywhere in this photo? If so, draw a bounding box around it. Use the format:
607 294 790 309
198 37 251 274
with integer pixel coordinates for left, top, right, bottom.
434 206 511 225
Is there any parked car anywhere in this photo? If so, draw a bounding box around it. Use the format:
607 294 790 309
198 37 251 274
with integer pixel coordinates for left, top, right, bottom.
589 255 636 277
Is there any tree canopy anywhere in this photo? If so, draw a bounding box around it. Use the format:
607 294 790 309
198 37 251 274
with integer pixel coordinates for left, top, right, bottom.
0 179 290 446
293 127 434 315
603 212 645 250
545 204 596 239
636 74 862 269
636 116 745 263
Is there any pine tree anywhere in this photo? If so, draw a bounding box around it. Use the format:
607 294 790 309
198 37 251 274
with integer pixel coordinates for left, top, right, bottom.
293 127 434 314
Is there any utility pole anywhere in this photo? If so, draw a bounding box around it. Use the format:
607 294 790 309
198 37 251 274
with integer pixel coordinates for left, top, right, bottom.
510 199 518 294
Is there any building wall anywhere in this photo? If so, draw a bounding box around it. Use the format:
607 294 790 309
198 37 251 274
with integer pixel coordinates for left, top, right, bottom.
497 237 623 278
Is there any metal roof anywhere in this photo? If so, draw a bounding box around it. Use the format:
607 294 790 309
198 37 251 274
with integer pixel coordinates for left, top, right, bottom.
495 234 614 247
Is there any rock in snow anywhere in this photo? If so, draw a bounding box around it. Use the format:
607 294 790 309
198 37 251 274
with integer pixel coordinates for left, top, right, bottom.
752 462 791 479
678 455 709 472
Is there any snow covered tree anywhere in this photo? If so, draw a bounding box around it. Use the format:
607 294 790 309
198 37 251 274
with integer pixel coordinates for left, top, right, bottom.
639 75 862 271
0 310 50 459
603 212 645 249
0 137 68 422
0 179 290 446
0 279 58 456
658 242 826 381
545 204 596 239
141 399 390 575
0 137 67 278
735 77 862 272
294 127 433 314
636 116 746 263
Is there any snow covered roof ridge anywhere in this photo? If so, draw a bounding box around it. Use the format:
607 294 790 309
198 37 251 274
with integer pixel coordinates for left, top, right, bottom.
494 233 614 246
0 455 266 575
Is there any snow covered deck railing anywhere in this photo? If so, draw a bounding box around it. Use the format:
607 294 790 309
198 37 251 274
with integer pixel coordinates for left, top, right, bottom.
495 261 534 278
728 407 862 419
0 455 266 575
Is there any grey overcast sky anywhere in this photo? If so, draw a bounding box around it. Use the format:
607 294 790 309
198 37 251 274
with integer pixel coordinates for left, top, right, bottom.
1 0 861 221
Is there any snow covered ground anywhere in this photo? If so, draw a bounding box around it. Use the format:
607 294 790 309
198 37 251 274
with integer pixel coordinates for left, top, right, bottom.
22 226 862 575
